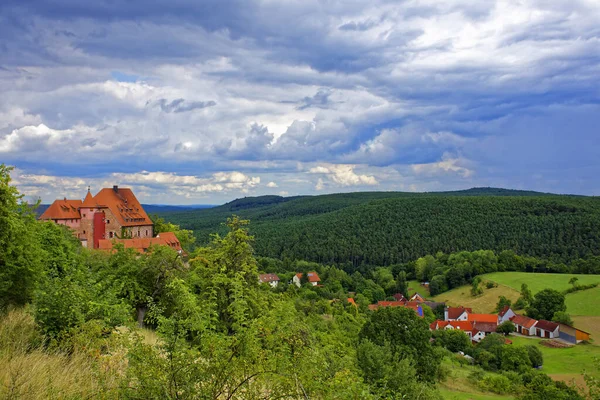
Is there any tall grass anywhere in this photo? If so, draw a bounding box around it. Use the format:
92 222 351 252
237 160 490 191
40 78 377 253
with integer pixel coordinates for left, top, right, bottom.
0 308 124 399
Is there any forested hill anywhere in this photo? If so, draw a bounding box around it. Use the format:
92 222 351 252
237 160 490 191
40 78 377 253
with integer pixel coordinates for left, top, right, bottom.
156 188 600 268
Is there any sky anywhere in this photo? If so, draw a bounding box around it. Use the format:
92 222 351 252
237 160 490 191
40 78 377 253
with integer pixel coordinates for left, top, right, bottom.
1 0 599 204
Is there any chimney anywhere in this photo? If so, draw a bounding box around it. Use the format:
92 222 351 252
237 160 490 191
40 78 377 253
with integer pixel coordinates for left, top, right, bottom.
113 185 119 193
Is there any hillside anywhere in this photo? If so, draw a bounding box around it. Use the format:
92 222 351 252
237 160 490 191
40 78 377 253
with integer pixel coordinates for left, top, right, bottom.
156 189 600 268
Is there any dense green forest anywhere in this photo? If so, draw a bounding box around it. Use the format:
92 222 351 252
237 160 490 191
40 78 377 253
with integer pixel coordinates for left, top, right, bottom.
157 189 600 270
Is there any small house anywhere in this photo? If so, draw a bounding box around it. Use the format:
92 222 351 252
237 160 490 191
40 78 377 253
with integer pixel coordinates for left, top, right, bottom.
558 323 591 344
293 271 321 287
535 320 560 339
510 315 538 336
258 273 280 288
445 306 472 321
498 306 516 324
410 292 426 302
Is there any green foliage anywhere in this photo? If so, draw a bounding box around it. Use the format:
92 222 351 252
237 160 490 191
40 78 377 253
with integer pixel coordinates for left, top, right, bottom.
471 276 484 297
496 321 516 336
155 191 600 269
151 214 196 252
526 288 566 320
524 345 543 368
0 164 44 306
551 311 573 326
432 329 472 353
477 373 514 394
495 295 512 312
359 306 441 383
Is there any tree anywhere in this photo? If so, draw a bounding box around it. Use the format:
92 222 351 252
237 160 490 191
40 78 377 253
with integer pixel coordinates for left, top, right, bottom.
496 321 515 336
429 275 447 296
525 345 543 368
0 164 44 306
568 276 579 288
520 283 533 304
526 288 566 321
495 296 512 312
552 311 573 326
471 276 483 297
151 215 196 252
395 270 408 297
432 329 471 353
359 306 441 382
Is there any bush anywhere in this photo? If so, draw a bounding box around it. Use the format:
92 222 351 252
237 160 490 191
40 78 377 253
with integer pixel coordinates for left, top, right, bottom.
486 281 497 289
478 373 514 394
524 345 543 368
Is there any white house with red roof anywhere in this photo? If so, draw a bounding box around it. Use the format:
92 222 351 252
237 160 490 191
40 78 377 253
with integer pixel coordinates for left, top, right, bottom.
259 273 280 288
498 306 516 323
444 306 472 321
293 271 321 287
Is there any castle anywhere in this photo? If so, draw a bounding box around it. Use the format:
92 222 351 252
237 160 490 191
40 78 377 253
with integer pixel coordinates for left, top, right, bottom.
39 185 154 249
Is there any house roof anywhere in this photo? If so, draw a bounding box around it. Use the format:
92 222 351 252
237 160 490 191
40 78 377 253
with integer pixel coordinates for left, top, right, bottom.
296 271 321 282
473 321 498 333
40 199 83 220
82 189 95 207
98 232 182 254
557 323 591 335
410 293 425 301
393 293 406 302
259 273 280 283
535 320 560 332
347 298 357 306
90 187 152 227
510 314 538 329
468 314 498 323
431 320 474 331
446 306 472 319
498 306 512 317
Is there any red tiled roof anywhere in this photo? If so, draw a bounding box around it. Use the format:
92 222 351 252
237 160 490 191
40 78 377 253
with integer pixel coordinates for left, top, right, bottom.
498 305 512 317
468 314 498 323
91 187 152 227
368 304 378 311
377 301 408 308
296 271 321 282
431 320 474 331
446 307 472 319
40 199 83 220
393 293 406 302
98 232 182 253
347 298 357 306
82 190 95 207
259 273 280 283
473 321 498 333
510 314 538 329
535 320 559 332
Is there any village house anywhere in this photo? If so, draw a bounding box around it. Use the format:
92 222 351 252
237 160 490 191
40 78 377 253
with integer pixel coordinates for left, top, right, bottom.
444 306 472 321
498 306 516 323
510 315 538 336
410 292 426 302
392 293 406 302
468 313 499 324
258 273 280 288
40 186 153 249
557 323 591 344
293 271 321 287
98 232 183 254
535 320 560 338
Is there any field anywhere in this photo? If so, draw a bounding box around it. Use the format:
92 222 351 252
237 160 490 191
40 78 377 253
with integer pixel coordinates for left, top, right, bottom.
431 284 520 314
481 272 600 300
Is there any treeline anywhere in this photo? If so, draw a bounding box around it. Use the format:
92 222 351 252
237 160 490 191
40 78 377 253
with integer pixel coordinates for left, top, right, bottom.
157 191 600 270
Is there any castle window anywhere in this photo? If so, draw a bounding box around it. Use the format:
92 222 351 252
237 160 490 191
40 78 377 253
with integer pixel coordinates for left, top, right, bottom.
106 219 110 224
109 232 113 238
83 230 86 234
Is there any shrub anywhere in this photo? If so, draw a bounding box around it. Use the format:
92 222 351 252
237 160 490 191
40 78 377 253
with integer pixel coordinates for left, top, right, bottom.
478 373 513 394
486 281 497 289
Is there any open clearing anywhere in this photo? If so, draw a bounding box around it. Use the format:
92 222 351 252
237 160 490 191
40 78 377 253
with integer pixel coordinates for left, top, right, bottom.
509 336 600 379
432 285 520 314
482 272 600 297
571 315 600 344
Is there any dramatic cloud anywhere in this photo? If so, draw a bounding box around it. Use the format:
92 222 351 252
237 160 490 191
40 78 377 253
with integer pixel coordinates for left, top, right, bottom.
1 0 599 203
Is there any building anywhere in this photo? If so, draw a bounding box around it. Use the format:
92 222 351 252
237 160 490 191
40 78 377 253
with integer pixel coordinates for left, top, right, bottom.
259 273 280 288
293 271 321 287
468 314 498 324
445 306 472 321
392 293 406 302
498 306 516 323
535 320 560 338
557 323 591 344
97 232 182 254
410 293 426 302
510 315 538 336
40 186 153 248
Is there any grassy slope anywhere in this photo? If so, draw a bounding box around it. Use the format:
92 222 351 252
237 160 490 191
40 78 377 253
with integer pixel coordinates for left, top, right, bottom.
508 336 600 388
482 272 600 297
432 285 521 314
439 358 514 400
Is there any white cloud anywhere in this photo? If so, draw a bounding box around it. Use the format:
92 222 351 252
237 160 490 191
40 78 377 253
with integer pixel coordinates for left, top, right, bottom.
411 154 474 178
309 164 378 186
266 181 278 188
